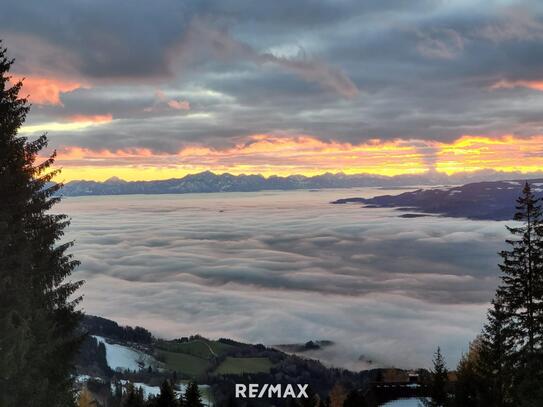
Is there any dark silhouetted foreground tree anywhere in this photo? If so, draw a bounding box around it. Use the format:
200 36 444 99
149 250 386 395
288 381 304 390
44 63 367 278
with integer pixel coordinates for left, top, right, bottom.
497 182 543 405
476 299 513 407
0 41 83 406
454 182 543 406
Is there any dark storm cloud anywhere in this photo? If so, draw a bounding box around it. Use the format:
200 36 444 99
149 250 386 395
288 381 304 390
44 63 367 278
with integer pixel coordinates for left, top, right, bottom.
0 0 189 79
4 0 543 150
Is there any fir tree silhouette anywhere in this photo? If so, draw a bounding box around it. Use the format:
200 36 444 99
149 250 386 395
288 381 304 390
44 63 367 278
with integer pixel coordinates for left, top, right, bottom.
0 41 84 406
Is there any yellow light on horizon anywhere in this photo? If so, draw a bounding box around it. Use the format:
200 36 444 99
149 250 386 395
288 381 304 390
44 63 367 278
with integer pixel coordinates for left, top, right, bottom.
20 115 113 134
44 134 543 182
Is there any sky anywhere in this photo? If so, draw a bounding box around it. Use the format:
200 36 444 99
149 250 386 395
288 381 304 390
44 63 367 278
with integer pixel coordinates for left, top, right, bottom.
2 0 543 181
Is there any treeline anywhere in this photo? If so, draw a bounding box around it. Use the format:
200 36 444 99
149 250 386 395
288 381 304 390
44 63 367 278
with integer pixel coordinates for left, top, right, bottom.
80 379 375 407
80 379 205 407
422 182 543 407
82 315 154 344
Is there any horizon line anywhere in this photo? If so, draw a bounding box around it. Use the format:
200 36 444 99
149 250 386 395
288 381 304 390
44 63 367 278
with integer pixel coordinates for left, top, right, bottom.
57 168 543 184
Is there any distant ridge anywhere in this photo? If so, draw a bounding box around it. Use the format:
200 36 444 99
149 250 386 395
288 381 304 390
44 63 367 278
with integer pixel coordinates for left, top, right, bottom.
332 179 543 220
57 170 543 197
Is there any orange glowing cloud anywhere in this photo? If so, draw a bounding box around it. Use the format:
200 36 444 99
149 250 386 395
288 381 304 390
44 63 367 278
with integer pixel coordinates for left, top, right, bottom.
45 133 542 182
9 74 84 106
68 114 113 123
491 79 543 91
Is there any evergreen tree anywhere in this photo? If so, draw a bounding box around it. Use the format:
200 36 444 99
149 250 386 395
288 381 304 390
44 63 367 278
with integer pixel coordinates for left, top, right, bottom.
422 347 449 407
183 381 203 407
476 299 513 407
110 381 123 407
155 380 178 407
0 42 83 406
122 383 145 407
496 182 543 405
498 182 543 356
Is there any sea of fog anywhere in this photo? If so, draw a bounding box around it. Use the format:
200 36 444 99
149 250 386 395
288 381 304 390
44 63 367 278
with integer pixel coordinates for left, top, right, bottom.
57 187 510 370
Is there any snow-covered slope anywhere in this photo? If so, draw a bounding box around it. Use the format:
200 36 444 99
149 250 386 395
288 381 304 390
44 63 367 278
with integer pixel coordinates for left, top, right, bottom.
92 335 158 372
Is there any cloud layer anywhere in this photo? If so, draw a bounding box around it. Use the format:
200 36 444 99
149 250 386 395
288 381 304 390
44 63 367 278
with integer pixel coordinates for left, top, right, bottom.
59 188 509 369
1 0 543 179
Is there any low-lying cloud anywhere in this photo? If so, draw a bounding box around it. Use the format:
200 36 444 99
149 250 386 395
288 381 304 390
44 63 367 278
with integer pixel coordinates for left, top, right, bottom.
58 188 509 369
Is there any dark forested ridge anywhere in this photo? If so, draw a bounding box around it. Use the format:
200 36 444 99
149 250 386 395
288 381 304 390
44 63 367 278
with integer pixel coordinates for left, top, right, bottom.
332 179 543 220
83 315 154 344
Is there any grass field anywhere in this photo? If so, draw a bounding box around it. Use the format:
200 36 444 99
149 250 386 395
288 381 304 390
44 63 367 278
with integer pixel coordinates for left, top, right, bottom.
156 339 235 359
214 357 273 375
154 339 269 378
158 350 210 378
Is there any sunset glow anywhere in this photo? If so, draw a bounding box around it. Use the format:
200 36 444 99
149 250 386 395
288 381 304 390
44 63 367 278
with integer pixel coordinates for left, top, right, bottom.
5 1 543 184
47 134 543 182
9 74 84 106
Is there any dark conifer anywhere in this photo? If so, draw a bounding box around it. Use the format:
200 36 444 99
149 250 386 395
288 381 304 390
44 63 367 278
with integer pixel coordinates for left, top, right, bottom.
422 347 450 407
0 42 83 406
155 380 178 407
122 383 145 407
496 182 543 404
498 182 543 357
476 299 513 406
183 381 203 407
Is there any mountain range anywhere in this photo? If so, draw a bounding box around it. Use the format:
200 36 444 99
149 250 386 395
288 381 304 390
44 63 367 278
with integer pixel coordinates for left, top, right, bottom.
58 170 543 196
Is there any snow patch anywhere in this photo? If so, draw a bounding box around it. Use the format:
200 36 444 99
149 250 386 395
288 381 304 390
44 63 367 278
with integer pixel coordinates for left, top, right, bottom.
382 398 425 406
75 374 103 383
